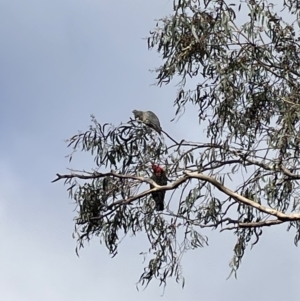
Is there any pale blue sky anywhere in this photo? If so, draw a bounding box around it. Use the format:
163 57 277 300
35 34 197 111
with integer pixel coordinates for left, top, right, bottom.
0 1 299 300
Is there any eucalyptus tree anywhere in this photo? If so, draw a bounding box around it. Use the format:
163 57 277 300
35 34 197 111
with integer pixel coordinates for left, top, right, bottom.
54 0 300 288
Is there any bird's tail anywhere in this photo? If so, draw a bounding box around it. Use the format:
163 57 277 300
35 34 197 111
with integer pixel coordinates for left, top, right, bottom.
155 200 164 211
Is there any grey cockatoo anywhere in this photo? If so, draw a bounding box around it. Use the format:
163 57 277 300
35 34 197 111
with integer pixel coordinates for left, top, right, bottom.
132 110 162 134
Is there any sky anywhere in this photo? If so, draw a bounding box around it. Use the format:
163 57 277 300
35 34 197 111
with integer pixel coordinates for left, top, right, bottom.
0 0 299 300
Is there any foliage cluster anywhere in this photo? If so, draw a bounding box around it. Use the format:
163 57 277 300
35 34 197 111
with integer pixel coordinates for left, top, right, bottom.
54 0 300 288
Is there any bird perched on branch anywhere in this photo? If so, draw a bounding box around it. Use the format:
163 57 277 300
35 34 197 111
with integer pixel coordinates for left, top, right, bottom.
150 164 168 211
132 110 162 134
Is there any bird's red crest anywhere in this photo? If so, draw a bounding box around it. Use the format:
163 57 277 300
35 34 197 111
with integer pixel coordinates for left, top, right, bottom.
152 164 164 175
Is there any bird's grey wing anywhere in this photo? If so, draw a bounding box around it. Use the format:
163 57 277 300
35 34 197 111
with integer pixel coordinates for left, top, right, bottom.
145 111 161 127
144 111 162 134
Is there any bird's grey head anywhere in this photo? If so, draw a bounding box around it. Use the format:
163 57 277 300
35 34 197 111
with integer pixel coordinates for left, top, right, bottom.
132 110 142 118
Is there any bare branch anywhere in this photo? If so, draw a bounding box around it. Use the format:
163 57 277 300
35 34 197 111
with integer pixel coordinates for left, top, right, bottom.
57 168 300 223
183 171 300 221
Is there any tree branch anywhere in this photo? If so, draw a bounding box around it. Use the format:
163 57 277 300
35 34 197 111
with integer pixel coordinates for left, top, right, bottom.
54 169 300 223
183 171 300 221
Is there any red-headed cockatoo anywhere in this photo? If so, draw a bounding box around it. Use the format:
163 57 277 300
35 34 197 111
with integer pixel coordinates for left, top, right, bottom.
150 164 168 211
